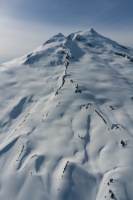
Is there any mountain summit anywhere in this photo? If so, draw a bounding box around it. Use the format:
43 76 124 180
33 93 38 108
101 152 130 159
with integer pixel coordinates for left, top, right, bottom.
0 29 133 200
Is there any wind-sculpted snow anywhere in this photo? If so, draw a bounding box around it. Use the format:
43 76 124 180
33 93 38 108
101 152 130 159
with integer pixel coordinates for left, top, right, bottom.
0 28 133 200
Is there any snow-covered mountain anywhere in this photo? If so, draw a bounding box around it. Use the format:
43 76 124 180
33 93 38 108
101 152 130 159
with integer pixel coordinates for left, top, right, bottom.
0 28 133 200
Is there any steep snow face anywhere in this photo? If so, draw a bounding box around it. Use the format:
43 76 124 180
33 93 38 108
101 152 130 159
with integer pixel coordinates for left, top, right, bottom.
0 29 133 200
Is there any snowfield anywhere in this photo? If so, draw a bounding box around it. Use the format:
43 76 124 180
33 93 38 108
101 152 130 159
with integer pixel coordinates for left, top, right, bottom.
0 28 133 200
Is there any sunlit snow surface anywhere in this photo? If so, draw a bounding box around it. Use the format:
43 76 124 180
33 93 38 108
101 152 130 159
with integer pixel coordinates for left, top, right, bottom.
0 29 133 200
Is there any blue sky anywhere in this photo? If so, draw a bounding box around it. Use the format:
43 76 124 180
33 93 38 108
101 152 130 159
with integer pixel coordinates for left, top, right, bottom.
0 0 133 63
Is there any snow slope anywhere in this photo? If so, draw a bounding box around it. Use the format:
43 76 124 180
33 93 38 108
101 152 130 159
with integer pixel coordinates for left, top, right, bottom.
0 28 133 200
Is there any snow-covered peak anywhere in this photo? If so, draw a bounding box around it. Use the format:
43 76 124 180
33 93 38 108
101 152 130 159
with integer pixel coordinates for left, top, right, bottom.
54 32 65 38
43 32 65 45
67 28 98 40
66 28 130 55
0 29 133 200
89 28 97 32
